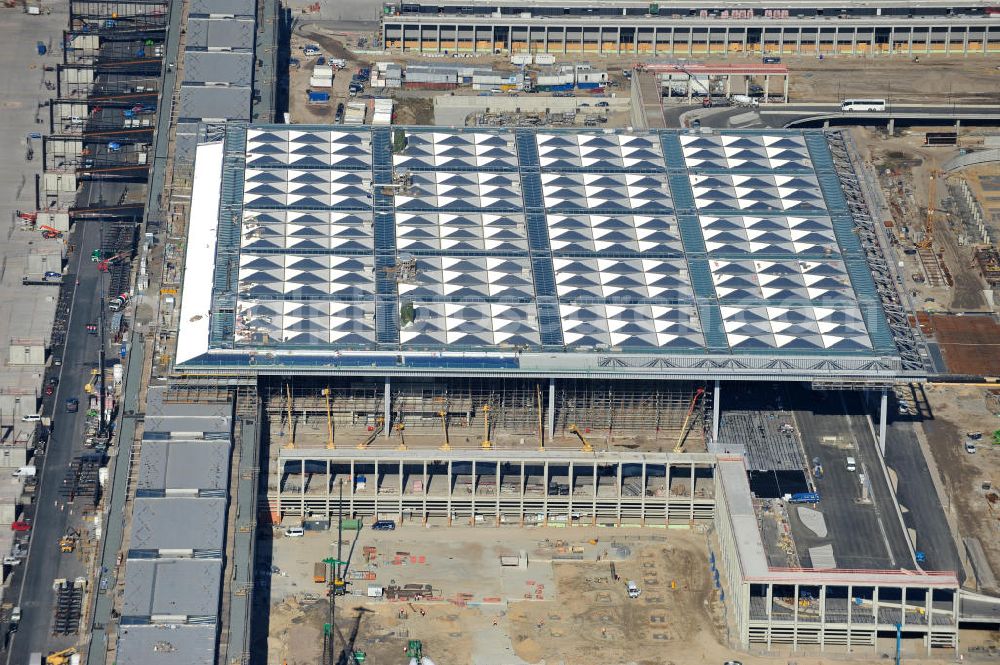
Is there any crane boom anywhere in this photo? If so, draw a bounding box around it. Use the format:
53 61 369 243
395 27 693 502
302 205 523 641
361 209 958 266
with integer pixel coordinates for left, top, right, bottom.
673 388 706 453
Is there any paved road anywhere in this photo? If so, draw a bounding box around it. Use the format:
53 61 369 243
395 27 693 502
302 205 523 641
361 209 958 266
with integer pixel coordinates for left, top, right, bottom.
6 220 104 665
884 417 965 580
786 390 914 571
759 103 1000 128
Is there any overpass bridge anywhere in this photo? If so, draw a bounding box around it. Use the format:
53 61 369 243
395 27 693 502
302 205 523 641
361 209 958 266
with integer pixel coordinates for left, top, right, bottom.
759 103 1000 131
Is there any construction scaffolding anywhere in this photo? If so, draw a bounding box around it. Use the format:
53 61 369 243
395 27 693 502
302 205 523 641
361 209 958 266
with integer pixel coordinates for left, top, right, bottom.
259 377 708 449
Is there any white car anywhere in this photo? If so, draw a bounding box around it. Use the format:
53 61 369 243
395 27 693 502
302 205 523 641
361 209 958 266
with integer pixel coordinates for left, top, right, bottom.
965 442 977 454
626 581 641 598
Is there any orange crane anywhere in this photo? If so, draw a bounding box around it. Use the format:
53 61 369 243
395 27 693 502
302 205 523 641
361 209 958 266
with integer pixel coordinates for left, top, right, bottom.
39 225 63 239
916 170 941 249
97 251 130 272
673 387 706 453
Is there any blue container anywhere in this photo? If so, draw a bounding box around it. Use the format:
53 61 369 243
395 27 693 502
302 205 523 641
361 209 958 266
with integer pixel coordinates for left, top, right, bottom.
307 91 330 103
789 492 821 504
36 41 47 56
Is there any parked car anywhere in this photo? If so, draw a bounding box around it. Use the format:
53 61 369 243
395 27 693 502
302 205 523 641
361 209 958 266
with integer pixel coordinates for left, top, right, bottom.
965 441 977 454
65 398 79 413
372 520 396 531
285 526 304 537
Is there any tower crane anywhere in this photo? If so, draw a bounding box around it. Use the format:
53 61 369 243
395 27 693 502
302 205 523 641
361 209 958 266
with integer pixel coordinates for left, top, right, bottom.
916 170 942 250
673 387 706 453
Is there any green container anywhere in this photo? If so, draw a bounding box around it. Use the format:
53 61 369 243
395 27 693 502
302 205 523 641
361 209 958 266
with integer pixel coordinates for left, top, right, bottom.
649 3 660 15
340 518 362 531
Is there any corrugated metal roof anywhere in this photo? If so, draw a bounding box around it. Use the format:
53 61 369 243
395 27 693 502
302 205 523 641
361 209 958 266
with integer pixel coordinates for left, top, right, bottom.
122 559 223 618
137 440 232 492
190 0 255 16
179 85 252 122
130 497 227 551
184 51 254 87
186 17 256 50
116 624 217 665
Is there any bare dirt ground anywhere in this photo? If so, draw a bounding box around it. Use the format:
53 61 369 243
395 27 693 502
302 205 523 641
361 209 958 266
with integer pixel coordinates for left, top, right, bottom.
264 524 991 664
849 128 991 313
921 385 1000 586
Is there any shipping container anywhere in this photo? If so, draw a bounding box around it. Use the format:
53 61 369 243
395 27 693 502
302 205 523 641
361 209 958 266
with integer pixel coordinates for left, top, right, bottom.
403 81 456 90
308 76 333 88
535 53 555 65
307 91 331 104
511 54 533 65
314 562 327 583
536 83 574 92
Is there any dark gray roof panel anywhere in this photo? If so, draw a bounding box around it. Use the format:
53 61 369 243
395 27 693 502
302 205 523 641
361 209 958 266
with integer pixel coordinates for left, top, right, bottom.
122 559 223 618
117 624 217 665
186 17 255 49
179 85 252 121
184 51 254 87
190 0 255 16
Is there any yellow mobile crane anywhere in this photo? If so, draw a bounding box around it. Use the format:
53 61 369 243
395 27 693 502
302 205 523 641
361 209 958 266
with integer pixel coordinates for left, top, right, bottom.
916 170 942 249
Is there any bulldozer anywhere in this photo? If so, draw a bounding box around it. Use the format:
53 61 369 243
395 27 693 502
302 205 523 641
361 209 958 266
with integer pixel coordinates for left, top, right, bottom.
46 647 78 665
60 528 80 554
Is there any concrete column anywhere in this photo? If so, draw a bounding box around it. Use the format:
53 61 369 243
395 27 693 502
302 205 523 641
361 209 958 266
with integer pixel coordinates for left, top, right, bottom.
664 462 671 526
712 380 721 443
399 460 404 521
349 459 355 516
724 27 729 55
847 584 853 649
873 586 880 653
879 390 888 456
907 29 913 56
796 27 803 55
793 584 800 650
640 461 647 525
888 117 895 135
300 461 306 517
436 25 441 53
544 26 549 54
471 459 476 524
326 459 332 520
763 75 770 102
542 461 550 526
955 119 962 130
447 459 453 524
689 462 696 522
384 376 391 438
783 75 790 102
616 462 623 525
851 27 858 56
495 460 501 524
373 459 379 517
725 74 732 97
819 585 827 650
547 378 555 441
766 583 774 649
519 460 525 525
591 460 598 525
422 460 428 520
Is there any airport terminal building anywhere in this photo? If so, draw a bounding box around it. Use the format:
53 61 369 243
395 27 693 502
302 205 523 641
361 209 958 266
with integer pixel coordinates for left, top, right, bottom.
169 124 980 655
379 0 1000 56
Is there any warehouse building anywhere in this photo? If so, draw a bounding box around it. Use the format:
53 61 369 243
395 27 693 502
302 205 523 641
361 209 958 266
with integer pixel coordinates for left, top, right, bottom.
380 0 1000 55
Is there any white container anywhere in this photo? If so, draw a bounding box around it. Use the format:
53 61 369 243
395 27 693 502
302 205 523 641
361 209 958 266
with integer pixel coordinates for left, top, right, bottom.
309 76 333 88
535 53 555 65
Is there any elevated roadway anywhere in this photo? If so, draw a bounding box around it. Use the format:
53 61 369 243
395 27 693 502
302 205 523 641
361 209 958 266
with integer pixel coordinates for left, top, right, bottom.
760 103 1000 129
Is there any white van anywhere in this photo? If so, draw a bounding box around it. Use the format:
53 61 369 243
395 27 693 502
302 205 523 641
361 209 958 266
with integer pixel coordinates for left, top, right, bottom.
845 456 857 472
21 414 40 422
626 581 641 598
285 526 304 538
12 466 36 478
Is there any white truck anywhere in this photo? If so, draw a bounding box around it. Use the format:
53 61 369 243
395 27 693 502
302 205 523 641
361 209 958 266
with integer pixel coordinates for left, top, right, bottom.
731 94 760 107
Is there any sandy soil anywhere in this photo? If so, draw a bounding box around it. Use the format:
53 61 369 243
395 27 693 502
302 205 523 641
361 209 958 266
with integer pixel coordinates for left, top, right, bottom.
921 385 1000 582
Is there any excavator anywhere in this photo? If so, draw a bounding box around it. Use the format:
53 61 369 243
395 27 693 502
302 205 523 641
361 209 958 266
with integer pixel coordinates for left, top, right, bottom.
45 647 78 665
567 424 594 453
97 251 130 272
672 387 706 453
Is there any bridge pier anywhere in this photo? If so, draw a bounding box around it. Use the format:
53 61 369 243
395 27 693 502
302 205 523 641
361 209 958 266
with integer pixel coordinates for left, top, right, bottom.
887 117 894 134
955 118 962 130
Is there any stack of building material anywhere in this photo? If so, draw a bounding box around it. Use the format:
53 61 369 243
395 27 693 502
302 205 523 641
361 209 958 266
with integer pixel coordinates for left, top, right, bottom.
309 64 334 88
371 98 394 126
344 101 367 124
471 70 523 91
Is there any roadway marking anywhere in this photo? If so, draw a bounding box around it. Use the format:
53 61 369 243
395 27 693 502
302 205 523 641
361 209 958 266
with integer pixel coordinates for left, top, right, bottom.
839 394 896 568
5 220 90 664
